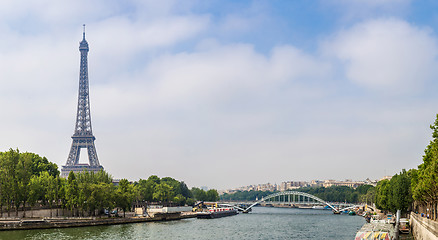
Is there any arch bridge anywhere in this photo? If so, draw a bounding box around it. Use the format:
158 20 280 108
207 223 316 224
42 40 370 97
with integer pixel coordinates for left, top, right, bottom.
223 191 357 213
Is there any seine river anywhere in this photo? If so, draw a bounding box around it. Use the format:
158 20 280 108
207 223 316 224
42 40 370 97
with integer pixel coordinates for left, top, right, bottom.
0 207 365 240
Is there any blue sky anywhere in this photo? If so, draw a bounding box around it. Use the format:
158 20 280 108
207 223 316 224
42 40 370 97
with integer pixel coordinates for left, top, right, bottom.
1 0 438 189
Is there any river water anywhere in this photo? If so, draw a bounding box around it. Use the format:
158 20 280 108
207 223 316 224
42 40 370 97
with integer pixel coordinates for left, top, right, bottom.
0 207 365 240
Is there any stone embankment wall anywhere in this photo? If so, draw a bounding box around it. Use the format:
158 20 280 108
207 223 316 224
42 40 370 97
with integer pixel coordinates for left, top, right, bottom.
0 208 79 218
0 212 197 230
410 212 438 240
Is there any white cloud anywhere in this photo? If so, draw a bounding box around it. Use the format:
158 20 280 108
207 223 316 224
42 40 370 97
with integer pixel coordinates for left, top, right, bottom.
0 1 437 190
88 42 333 185
324 18 438 94
217 1 269 35
329 0 411 8
322 0 412 22
92 15 210 54
91 43 330 117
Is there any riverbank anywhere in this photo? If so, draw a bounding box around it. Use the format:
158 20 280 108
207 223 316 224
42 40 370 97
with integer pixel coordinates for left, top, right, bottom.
0 207 364 240
410 212 438 239
0 212 197 231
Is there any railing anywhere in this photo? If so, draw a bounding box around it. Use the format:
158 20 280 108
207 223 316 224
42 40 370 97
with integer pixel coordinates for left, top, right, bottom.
411 212 438 238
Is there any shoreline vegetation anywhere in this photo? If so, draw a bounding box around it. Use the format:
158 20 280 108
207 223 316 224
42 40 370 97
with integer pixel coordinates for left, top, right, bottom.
222 114 438 222
0 149 219 229
221 114 438 239
3 113 438 232
220 185 376 204
373 114 438 220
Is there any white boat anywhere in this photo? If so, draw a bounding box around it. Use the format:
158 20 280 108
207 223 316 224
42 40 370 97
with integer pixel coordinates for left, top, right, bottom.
298 205 313 209
197 207 238 219
312 206 324 209
194 202 238 219
399 218 410 234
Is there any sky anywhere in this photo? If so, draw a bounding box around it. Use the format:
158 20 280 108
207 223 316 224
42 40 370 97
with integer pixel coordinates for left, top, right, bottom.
1 0 438 190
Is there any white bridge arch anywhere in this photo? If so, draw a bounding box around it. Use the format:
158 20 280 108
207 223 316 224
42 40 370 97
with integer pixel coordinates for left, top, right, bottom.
223 191 350 213
245 191 337 212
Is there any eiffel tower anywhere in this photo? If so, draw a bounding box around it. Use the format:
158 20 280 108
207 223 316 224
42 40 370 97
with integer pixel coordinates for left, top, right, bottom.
61 25 103 177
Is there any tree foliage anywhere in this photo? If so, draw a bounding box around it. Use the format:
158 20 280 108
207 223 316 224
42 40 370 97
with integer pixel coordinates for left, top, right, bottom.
221 186 373 204
135 176 209 205
410 114 438 219
374 114 438 216
0 149 219 217
375 180 390 211
115 179 134 217
190 188 219 202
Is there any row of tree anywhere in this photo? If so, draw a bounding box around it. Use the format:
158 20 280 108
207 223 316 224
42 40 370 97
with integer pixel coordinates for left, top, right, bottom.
221 114 438 218
136 175 219 206
0 149 219 218
220 185 375 204
0 150 59 217
374 114 438 219
300 185 375 204
411 115 438 220
375 169 413 214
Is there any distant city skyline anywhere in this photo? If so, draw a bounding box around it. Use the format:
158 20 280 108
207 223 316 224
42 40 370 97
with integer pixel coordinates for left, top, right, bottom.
0 1 437 189
221 177 386 193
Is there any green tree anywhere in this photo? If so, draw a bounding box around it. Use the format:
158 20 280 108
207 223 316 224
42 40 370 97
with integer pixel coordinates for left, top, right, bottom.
173 194 186 205
67 170 116 217
0 157 6 217
161 177 180 192
179 181 192 199
206 189 219 201
3 149 20 216
375 180 391 212
191 188 207 201
356 185 374 195
88 182 115 216
186 198 195 206
153 183 174 203
360 187 376 205
28 174 44 215
94 169 113 184
27 171 57 216
115 179 135 217
16 153 32 217
390 170 413 214
25 152 59 177
137 179 149 201
137 175 160 202
65 171 79 216
40 171 57 217
98 182 115 215
412 114 438 219
58 177 67 213
78 171 96 215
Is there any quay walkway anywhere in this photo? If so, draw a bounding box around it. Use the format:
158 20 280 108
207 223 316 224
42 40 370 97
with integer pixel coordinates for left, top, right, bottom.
0 212 197 231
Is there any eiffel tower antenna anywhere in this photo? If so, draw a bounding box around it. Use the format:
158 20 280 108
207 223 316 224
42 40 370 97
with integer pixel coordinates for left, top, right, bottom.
61 25 103 177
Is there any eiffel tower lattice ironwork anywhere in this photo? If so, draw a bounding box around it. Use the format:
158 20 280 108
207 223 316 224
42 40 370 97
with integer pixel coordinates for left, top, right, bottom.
61 25 103 177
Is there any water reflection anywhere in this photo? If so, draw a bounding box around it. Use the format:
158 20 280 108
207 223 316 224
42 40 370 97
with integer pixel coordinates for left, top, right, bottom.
0 207 365 240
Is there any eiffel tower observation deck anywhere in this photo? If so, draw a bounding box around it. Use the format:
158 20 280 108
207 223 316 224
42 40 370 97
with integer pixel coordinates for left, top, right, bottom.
61 25 103 178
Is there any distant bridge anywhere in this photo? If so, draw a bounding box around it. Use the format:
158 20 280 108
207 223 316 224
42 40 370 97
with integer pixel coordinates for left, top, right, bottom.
222 191 359 213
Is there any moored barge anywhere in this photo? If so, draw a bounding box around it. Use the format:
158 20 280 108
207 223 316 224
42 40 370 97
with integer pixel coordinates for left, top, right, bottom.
354 222 396 240
197 207 238 219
